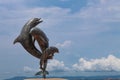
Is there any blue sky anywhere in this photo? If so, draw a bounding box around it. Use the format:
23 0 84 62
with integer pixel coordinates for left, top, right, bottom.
1 0 120 74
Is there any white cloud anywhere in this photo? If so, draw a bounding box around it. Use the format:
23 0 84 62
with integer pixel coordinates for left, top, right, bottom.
47 59 69 71
0 7 71 31
79 0 120 22
73 55 120 71
69 0 120 36
55 40 72 48
23 66 34 72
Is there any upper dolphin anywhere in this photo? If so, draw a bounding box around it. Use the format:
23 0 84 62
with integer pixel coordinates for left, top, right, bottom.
13 18 43 59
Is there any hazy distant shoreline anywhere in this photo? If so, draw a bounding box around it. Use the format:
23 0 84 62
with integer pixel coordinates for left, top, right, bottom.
2 71 120 80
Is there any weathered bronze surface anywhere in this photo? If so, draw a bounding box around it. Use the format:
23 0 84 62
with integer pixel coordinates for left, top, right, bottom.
30 27 49 52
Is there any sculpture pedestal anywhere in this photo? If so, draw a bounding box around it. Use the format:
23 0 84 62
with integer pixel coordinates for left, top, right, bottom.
24 78 67 80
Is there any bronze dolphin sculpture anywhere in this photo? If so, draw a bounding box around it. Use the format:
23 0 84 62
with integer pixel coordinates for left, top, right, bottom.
13 18 43 59
13 18 59 78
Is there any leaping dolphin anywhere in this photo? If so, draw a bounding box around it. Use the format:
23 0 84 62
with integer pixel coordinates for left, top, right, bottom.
13 18 43 59
30 27 59 67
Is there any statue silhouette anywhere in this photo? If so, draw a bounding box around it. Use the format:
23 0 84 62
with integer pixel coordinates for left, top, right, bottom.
14 18 59 78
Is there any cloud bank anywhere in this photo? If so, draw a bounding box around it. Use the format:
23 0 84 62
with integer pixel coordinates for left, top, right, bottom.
73 55 120 71
23 55 120 72
47 59 69 71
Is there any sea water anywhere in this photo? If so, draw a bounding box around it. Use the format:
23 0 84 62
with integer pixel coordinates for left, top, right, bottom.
1 71 120 80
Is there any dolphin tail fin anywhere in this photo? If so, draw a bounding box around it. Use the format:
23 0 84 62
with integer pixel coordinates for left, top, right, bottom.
35 70 49 76
13 36 21 44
